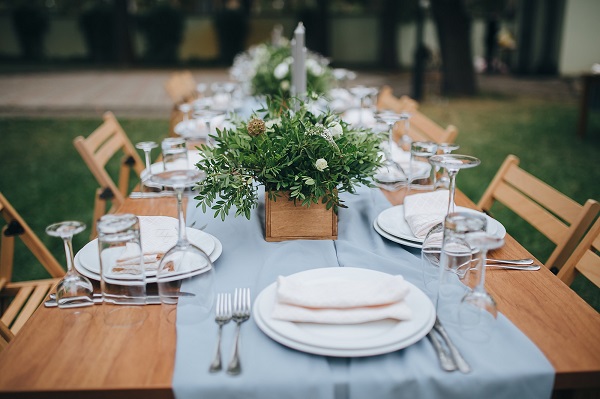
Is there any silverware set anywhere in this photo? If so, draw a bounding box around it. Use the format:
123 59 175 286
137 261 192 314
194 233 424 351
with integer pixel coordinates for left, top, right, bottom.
428 317 471 373
209 288 251 375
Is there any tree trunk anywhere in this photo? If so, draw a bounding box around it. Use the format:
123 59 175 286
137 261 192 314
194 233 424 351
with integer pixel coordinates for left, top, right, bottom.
430 0 477 96
378 0 399 70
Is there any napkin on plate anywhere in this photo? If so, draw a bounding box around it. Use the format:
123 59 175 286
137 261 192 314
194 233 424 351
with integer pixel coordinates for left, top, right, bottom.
271 273 412 324
115 216 178 272
403 190 450 239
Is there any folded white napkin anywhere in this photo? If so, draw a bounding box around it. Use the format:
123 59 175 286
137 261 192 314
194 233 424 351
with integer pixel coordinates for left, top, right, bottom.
271 272 412 324
116 216 178 272
403 190 450 239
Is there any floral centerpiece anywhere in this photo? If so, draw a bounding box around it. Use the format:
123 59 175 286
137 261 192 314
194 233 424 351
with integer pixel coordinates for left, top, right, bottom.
230 41 334 98
194 97 383 224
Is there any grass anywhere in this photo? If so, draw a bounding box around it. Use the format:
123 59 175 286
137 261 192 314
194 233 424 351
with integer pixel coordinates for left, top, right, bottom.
0 94 599 311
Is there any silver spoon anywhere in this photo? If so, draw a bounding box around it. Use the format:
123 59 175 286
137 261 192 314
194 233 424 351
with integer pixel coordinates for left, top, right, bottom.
485 258 534 265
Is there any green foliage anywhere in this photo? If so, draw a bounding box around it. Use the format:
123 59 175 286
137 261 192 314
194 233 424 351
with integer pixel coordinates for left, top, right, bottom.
232 42 334 97
194 97 383 220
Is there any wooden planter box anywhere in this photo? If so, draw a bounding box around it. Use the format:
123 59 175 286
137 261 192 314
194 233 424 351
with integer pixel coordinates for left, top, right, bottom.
264 192 338 242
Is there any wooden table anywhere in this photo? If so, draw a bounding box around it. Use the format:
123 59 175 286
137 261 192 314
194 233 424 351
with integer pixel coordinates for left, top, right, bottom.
0 191 599 398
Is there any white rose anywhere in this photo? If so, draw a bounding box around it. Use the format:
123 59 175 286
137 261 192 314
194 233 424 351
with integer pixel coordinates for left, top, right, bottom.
315 158 328 171
274 62 289 80
280 80 290 91
328 122 343 138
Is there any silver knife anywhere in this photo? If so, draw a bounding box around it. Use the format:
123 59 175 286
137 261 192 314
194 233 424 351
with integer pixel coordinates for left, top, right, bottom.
427 330 457 371
433 317 471 374
45 294 162 307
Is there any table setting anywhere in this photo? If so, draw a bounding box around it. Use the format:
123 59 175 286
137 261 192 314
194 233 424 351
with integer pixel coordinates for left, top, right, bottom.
7 22 591 399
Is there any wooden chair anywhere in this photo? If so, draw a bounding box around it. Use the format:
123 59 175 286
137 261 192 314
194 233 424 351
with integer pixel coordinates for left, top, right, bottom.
164 70 197 105
376 85 419 114
557 217 600 288
376 86 458 144
478 154 600 271
0 192 64 340
73 111 145 238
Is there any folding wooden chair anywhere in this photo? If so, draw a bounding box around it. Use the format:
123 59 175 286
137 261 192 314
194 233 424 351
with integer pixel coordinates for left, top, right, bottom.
73 111 145 238
557 217 600 288
376 86 458 144
164 70 197 105
0 192 64 340
478 155 600 271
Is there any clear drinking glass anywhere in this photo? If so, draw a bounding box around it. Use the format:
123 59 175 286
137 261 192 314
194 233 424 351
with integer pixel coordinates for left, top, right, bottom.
150 169 215 323
459 231 503 342
436 212 487 326
349 85 378 127
373 111 408 190
97 214 147 326
409 141 438 191
434 143 460 190
135 141 158 192
46 221 94 309
162 137 188 171
429 154 481 214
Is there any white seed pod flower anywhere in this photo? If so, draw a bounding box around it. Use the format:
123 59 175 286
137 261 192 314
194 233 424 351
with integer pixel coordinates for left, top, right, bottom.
274 62 289 80
328 122 343 138
315 158 328 171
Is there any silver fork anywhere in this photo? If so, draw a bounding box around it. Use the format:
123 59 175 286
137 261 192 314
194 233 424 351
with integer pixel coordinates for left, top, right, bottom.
209 293 232 373
227 288 251 376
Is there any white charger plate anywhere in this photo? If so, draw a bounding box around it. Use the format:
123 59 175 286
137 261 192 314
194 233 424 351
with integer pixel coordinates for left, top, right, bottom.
253 267 435 357
376 205 506 245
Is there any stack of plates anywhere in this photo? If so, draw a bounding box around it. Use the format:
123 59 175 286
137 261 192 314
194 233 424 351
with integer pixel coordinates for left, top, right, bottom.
253 267 435 357
74 216 222 284
373 205 507 249
142 150 203 177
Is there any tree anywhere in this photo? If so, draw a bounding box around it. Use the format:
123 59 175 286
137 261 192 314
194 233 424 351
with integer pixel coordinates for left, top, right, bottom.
430 0 477 96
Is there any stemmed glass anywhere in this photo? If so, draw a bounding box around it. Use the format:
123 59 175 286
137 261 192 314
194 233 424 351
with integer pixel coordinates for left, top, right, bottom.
374 110 408 185
429 154 481 215
150 169 215 322
193 109 225 147
135 141 158 193
420 154 480 297
434 143 460 190
349 85 377 127
459 231 504 342
46 221 94 308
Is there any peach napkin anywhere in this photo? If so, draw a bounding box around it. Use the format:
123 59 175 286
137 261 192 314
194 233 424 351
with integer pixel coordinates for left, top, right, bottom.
271 272 412 324
403 190 450 239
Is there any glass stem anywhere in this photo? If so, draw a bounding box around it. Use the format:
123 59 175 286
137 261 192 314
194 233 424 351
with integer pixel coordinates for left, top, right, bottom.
447 170 458 214
62 236 75 273
474 248 489 293
176 188 188 246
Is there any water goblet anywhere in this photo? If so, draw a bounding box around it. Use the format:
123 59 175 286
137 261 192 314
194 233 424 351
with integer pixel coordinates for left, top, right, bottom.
135 141 159 193
434 143 460 190
150 169 216 323
429 154 480 215
459 231 504 342
397 112 413 151
193 109 226 147
178 103 192 122
349 85 378 127
46 221 94 309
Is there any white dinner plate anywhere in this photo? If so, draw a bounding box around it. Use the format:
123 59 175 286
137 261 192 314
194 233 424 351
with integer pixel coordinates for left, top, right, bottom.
253 267 435 357
376 205 506 245
373 219 423 248
142 150 203 178
74 229 222 284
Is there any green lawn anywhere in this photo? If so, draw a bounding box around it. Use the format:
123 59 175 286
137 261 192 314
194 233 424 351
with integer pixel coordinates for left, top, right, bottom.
0 95 599 310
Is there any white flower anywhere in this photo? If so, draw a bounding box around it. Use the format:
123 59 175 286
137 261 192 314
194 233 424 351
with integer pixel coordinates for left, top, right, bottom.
315 158 328 171
280 80 290 91
265 118 281 131
306 59 323 76
284 56 293 64
274 62 289 80
329 122 343 138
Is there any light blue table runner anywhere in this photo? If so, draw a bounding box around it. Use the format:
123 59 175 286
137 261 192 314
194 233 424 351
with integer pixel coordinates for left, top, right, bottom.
173 185 554 399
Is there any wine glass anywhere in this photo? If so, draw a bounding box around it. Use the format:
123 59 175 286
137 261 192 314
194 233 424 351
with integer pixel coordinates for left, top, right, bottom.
373 111 409 189
429 154 481 215
46 221 94 309
193 109 226 147
349 85 377 127
408 141 438 191
459 231 504 342
434 143 460 190
135 141 158 193
398 112 413 151
150 169 216 323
